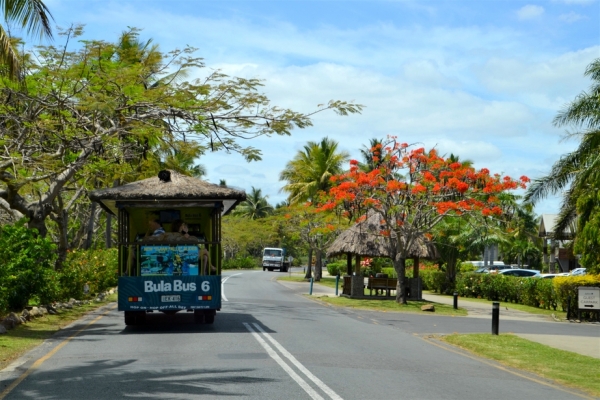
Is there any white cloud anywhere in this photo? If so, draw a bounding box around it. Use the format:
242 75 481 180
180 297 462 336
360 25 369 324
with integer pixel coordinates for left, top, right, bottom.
559 12 587 23
516 5 545 20
475 47 599 109
42 0 595 216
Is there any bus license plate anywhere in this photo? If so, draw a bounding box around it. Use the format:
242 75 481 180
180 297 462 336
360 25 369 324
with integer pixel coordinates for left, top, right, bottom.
161 295 180 302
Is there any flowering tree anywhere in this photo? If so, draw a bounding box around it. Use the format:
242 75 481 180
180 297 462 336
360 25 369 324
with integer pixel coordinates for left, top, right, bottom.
283 203 347 281
319 137 529 304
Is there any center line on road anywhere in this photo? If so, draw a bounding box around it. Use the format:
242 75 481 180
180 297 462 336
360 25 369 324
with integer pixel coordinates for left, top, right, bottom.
221 273 242 302
252 323 343 400
243 323 325 400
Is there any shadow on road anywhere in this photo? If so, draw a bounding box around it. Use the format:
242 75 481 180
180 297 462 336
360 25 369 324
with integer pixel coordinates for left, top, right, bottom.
5 358 276 399
119 311 275 335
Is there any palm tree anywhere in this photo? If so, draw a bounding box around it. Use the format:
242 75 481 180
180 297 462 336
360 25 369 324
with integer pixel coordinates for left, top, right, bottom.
447 153 474 168
0 0 53 79
153 140 206 178
524 59 600 236
359 138 384 172
279 137 349 204
233 187 274 219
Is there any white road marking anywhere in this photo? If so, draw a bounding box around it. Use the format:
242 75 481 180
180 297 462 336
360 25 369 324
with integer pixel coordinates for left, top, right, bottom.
252 323 343 400
221 273 242 302
243 323 325 400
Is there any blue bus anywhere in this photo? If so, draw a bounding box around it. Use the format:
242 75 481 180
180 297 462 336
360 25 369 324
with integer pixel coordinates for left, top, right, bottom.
89 170 246 325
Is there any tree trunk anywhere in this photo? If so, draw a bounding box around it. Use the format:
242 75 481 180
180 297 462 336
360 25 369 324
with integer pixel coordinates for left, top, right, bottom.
105 213 113 248
105 179 119 248
314 250 322 281
393 257 408 304
25 204 50 238
446 258 458 284
84 202 97 249
51 208 69 270
305 248 313 279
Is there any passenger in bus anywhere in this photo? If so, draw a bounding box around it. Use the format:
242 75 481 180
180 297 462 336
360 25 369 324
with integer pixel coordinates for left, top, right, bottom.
146 218 165 237
200 245 217 275
171 219 191 238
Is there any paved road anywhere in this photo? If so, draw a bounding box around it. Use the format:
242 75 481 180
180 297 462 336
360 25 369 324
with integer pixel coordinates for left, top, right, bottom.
1 270 597 399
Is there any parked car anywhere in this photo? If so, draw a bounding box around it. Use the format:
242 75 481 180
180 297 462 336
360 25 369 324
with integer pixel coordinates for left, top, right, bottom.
539 273 570 279
498 269 540 277
487 265 513 273
570 268 587 276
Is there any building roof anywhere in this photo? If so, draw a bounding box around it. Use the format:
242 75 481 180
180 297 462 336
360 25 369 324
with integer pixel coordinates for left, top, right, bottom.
89 170 246 216
538 213 574 239
326 211 439 260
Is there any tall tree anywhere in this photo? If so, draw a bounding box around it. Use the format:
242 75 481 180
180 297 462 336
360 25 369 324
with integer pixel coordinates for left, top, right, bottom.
233 187 274 219
280 137 349 204
0 27 362 267
0 0 53 79
524 59 600 273
359 138 384 172
525 59 600 236
321 138 529 304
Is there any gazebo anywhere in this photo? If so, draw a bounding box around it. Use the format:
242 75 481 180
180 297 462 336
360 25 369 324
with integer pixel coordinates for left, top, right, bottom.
327 211 439 300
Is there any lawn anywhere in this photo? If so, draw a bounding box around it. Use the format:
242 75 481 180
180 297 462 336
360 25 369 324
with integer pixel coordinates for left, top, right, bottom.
424 291 568 320
441 333 600 397
0 293 117 371
313 295 468 316
278 275 340 289
278 276 467 316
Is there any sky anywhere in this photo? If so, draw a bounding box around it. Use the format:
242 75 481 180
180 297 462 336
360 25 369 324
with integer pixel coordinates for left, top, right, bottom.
39 0 600 214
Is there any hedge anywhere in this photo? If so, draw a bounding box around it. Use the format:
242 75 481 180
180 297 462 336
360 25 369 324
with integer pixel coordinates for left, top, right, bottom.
455 272 600 318
553 275 600 319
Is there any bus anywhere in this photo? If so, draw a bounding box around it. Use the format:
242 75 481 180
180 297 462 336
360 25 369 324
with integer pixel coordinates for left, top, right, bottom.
89 170 246 326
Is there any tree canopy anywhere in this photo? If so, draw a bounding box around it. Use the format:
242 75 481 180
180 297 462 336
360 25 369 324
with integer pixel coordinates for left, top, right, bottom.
0 0 53 79
320 137 529 303
279 137 349 204
0 27 362 267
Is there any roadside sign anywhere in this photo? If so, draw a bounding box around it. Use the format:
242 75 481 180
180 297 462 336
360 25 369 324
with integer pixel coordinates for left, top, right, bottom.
578 287 600 310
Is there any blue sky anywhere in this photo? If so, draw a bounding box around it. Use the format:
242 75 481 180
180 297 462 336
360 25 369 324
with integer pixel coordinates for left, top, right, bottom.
39 0 600 214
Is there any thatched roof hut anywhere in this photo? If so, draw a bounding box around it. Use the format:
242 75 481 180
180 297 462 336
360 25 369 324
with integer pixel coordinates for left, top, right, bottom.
89 170 246 216
326 211 439 260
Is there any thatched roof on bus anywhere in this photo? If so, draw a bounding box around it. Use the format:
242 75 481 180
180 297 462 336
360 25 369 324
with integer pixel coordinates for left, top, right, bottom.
89 170 246 216
326 211 439 260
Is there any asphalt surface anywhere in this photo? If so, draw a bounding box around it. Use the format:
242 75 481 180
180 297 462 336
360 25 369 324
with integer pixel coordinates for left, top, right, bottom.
0 269 598 400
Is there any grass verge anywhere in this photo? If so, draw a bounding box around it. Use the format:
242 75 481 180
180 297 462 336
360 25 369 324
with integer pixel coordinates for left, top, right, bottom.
424 291 567 319
278 275 339 289
441 333 600 397
313 295 468 316
0 293 117 371
279 276 467 316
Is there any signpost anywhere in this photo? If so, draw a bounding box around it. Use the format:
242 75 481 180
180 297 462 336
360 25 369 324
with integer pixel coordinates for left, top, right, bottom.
577 286 600 321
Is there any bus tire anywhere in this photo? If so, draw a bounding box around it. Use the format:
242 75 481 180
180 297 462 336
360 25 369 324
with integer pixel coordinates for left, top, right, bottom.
124 312 135 326
193 310 204 323
205 314 215 324
125 311 145 326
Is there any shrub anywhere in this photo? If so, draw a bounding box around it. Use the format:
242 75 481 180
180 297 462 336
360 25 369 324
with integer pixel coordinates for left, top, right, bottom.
0 219 59 313
458 262 478 273
59 248 118 300
535 279 557 310
326 260 347 276
456 272 485 298
553 275 600 318
223 256 257 269
421 270 450 293
381 267 397 278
